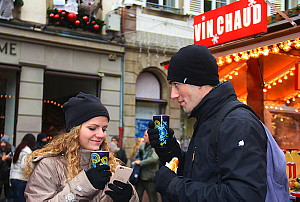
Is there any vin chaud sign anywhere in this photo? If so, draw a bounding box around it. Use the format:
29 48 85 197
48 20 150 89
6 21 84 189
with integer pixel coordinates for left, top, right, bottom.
194 0 267 47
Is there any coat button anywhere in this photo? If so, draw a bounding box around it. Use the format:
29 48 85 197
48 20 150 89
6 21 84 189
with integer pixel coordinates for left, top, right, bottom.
65 193 75 201
76 185 83 192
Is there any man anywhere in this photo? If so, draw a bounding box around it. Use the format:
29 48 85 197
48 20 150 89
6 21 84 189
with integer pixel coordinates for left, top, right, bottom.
111 136 128 165
148 45 267 201
132 130 159 202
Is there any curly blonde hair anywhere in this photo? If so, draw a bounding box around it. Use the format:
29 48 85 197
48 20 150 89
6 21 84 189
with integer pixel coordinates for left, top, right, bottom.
24 125 119 181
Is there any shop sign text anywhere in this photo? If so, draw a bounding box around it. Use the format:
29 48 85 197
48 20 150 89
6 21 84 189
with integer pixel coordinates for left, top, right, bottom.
194 0 267 47
0 41 17 56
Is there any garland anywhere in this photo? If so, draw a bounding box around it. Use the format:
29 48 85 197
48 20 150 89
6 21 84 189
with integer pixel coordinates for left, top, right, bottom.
47 8 104 33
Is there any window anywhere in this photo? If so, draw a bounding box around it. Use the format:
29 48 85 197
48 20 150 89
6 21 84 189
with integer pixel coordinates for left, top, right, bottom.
146 0 180 14
268 0 285 15
135 72 167 138
204 0 229 12
271 112 300 150
42 71 100 137
285 0 299 10
0 67 18 141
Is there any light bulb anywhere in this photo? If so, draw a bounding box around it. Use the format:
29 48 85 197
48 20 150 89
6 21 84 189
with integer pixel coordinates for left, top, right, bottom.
263 46 269 56
272 45 280 53
234 55 240 62
225 56 232 64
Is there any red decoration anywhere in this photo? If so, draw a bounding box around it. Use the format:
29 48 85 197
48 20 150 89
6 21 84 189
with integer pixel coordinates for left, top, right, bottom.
54 14 60 20
68 12 77 22
49 13 55 18
56 21 60 25
61 12 66 15
163 64 169 70
58 10 62 13
75 20 81 26
93 24 100 30
91 21 96 25
61 17 65 20
83 16 89 22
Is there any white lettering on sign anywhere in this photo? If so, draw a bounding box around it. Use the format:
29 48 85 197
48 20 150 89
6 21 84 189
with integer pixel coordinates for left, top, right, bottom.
0 42 17 56
194 4 262 42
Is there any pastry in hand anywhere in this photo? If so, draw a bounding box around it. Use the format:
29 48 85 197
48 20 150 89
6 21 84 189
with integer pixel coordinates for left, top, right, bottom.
165 157 179 173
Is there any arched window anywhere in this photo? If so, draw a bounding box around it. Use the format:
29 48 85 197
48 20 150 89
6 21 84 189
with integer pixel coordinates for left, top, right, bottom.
136 72 160 99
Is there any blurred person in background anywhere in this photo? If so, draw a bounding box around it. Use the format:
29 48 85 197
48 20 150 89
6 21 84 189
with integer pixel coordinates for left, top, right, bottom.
10 133 36 202
129 137 144 165
35 133 48 150
0 136 14 201
111 136 128 166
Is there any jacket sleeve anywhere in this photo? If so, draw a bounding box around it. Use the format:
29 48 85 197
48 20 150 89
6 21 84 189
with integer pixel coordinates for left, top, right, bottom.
139 149 159 167
24 157 100 201
165 109 267 202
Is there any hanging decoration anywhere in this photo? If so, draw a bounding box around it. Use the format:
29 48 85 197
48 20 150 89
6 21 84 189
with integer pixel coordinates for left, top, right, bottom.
47 8 104 33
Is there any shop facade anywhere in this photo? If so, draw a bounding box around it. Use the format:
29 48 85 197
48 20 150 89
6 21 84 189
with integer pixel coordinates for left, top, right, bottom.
0 24 124 145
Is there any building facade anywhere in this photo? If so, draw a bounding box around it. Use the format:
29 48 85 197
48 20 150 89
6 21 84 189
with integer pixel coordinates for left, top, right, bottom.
0 0 124 145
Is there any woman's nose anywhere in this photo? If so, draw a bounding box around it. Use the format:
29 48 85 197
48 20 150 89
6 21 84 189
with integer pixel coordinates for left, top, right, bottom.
95 130 106 138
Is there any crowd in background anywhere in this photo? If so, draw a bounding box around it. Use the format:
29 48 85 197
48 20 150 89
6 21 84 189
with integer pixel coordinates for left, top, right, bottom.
0 133 47 202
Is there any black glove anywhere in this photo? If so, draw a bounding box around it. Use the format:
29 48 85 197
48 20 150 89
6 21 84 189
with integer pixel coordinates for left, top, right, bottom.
154 166 177 194
148 120 175 149
85 165 112 190
105 180 133 202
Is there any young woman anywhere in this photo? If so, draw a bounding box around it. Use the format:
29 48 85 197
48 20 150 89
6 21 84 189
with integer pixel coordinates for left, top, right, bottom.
24 92 138 202
10 133 36 202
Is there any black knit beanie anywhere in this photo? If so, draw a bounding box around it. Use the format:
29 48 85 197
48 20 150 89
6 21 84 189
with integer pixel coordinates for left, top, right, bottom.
63 92 110 132
167 45 219 86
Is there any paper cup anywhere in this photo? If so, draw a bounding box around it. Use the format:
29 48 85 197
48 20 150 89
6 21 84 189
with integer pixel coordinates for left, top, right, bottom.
91 150 109 168
153 115 169 147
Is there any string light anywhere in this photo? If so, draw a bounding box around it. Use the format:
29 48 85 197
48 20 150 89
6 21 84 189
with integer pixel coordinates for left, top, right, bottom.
225 55 232 64
272 44 280 53
217 38 300 111
263 46 269 56
0 95 13 98
44 100 63 108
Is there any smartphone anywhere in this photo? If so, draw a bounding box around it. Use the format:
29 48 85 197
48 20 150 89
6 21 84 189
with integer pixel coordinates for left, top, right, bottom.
109 165 133 183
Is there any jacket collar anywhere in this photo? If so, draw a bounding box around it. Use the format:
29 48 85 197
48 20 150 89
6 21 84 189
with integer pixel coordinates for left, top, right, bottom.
189 81 237 123
80 149 93 170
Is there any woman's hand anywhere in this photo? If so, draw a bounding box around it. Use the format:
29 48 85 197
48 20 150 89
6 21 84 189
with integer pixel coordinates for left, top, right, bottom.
105 180 133 202
85 165 112 190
